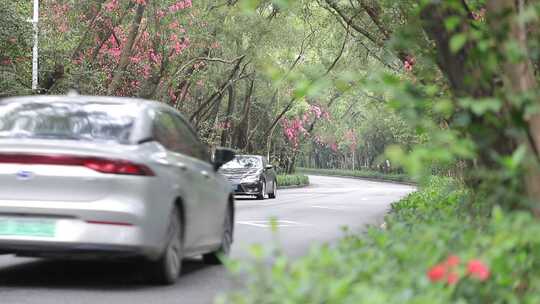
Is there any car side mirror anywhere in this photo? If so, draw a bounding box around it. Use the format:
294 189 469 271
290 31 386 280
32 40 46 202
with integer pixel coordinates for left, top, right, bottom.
213 147 235 171
265 164 274 170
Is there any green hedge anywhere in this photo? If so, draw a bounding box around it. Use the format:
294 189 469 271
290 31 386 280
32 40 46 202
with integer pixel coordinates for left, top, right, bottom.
297 167 412 183
276 174 310 187
221 177 540 304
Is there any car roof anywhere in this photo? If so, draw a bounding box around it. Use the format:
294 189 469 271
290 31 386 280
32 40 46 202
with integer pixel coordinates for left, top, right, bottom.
0 95 160 108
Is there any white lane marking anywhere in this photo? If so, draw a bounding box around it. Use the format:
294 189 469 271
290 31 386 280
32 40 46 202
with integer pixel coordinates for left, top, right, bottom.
311 205 348 210
236 221 268 228
237 219 309 228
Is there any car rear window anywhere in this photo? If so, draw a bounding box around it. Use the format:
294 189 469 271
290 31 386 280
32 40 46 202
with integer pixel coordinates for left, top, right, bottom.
0 100 136 143
221 156 262 169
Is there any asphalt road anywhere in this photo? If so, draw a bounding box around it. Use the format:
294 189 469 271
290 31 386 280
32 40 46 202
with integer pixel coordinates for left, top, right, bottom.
0 175 415 304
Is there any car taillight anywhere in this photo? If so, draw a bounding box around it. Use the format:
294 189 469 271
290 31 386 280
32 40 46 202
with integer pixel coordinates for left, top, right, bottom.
0 154 155 176
82 158 154 176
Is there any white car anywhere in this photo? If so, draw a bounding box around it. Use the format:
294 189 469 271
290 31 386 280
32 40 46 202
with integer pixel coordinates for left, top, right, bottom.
0 95 236 284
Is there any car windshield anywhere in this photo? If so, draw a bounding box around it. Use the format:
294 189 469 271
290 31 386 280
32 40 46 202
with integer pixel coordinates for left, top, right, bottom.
0 101 136 143
221 156 262 169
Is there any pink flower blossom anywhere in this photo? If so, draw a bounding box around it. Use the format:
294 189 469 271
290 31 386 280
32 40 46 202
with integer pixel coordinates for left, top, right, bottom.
403 55 416 72
142 64 151 79
446 272 460 285
130 56 142 64
168 0 192 12
108 47 122 59
59 23 69 33
445 255 460 268
130 80 140 88
217 121 232 130
141 31 150 40
168 88 177 101
149 50 162 64
169 21 180 30
427 264 446 282
467 260 490 281
104 0 119 12
472 8 486 21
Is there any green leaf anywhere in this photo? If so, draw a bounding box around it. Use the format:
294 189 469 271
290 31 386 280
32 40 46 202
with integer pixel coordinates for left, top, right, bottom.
272 0 292 9
511 145 527 167
239 0 262 13
292 80 310 99
335 79 351 93
444 16 461 31
248 244 265 259
449 33 467 53
434 99 454 118
459 97 502 115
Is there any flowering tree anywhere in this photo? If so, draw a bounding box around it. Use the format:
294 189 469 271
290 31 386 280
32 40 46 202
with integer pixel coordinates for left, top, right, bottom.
38 0 193 96
0 1 32 96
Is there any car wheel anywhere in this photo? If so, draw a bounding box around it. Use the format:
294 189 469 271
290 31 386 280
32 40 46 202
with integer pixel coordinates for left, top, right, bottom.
203 204 233 265
145 206 183 285
256 181 266 200
268 180 277 199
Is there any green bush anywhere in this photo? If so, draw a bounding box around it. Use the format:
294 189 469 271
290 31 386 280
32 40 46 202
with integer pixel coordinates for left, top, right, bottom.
276 175 310 187
297 167 411 183
221 177 540 304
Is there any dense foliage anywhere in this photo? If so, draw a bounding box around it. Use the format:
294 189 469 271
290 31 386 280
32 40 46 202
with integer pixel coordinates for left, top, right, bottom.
276 174 309 188
0 0 420 175
222 177 540 303
3 0 540 301
297 167 411 183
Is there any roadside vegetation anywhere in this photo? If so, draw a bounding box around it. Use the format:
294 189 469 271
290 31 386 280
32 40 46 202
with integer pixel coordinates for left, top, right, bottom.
218 0 540 303
3 0 540 302
276 174 309 188
297 167 411 184
222 177 540 303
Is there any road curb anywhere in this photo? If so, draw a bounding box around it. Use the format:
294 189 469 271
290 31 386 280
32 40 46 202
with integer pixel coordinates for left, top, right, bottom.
277 184 310 189
301 173 417 186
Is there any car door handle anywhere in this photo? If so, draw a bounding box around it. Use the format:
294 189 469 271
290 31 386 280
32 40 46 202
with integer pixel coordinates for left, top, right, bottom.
175 162 188 171
154 158 170 165
200 170 211 179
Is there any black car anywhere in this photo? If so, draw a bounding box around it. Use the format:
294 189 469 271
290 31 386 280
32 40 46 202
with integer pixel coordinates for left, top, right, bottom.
219 155 277 200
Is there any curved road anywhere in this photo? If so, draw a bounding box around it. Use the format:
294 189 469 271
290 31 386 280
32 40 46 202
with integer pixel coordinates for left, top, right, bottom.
0 175 414 304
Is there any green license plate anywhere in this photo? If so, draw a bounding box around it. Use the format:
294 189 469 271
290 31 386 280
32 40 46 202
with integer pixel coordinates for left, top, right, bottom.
0 218 56 237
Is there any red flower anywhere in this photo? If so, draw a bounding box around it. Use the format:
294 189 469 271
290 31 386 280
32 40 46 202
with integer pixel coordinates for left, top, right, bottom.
467 259 490 281
446 272 460 285
446 255 460 267
427 264 446 282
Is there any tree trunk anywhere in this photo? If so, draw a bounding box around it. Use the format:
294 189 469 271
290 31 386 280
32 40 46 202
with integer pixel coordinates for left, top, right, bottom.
206 94 224 144
220 84 236 147
107 4 146 95
138 57 167 99
233 78 255 150
71 0 107 61
421 3 517 176
487 0 540 212
90 3 134 63
189 56 245 123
